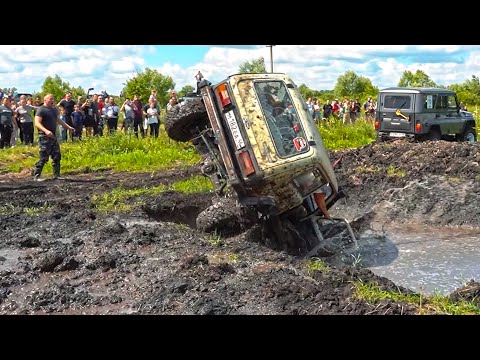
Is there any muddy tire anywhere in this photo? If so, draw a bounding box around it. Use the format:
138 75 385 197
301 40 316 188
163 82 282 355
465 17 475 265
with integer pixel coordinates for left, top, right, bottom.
164 98 209 142
196 198 255 237
462 126 477 144
428 128 442 141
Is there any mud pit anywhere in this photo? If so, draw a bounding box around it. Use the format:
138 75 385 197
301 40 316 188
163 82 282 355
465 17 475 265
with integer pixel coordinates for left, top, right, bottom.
1 140 479 314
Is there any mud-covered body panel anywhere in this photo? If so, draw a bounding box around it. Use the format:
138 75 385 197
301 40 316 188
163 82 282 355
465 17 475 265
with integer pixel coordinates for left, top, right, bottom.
220 73 338 213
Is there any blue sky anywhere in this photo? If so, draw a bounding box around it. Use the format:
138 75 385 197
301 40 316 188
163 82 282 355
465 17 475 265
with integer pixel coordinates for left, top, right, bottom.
1 45 480 97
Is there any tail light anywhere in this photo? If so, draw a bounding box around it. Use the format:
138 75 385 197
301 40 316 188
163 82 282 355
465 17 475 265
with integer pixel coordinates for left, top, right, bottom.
374 120 379 130
239 150 255 176
216 83 231 107
415 122 422 133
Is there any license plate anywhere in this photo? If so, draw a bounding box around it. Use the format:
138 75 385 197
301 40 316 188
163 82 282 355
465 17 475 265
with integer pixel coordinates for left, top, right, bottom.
225 110 245 150
389 132 406 138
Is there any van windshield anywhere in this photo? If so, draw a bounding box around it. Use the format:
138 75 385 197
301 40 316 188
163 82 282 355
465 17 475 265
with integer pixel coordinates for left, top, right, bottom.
254 81 309 158
383 95 411 109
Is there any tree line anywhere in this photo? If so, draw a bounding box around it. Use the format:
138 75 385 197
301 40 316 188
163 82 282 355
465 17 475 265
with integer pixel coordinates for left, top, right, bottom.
3 57 480 111
239 57 480 109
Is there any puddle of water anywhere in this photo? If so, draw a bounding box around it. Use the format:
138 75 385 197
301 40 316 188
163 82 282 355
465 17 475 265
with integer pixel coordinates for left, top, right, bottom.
364 224 480 296
0 249 24 272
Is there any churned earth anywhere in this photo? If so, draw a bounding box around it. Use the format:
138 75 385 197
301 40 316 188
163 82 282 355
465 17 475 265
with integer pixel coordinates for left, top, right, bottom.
0 140 479 315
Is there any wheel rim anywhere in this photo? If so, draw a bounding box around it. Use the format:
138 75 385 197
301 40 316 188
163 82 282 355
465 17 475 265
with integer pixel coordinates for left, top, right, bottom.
466 132 476 144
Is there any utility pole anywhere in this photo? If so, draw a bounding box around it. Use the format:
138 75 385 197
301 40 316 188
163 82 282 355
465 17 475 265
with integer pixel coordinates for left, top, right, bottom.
266 45 275 73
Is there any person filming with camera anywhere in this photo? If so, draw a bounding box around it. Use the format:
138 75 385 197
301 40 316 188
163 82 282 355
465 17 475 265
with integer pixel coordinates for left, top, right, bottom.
103 96 120 134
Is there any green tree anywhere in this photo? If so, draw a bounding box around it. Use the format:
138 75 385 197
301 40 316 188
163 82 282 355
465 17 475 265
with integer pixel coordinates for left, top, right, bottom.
397 70 437 88
121 67 175 107
298 84 315 101
238 57 266 73
449 75 480 108
333 71 378 100
40 75 72 102
178 85 195 98
1 87 17 95
70 86 86 100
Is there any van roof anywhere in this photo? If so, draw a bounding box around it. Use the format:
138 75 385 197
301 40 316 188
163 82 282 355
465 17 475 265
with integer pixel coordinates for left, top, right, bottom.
380 87 455 95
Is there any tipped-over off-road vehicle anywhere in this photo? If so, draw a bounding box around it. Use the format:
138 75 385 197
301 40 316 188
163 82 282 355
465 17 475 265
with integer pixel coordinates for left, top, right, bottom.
375 87 477 143
165 73 356 257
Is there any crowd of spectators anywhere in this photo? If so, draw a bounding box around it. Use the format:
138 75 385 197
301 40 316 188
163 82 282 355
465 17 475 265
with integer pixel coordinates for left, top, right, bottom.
0 87 181 149
1 81 378 150
305 96 377 124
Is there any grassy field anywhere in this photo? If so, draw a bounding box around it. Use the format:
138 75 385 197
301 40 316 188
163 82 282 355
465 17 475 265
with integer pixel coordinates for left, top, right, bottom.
0 128 201 175
318 117 376 149
0 118 375 175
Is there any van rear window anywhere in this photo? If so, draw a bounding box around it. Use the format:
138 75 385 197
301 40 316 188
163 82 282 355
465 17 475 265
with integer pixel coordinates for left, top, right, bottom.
383 95 411 109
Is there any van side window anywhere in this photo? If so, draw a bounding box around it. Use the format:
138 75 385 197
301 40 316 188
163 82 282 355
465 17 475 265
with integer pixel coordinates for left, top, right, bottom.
424 94 436 110
435 95 448 110
447 95 457 111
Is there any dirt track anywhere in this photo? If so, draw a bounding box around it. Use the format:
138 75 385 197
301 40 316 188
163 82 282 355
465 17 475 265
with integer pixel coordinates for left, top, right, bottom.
0 140 479 314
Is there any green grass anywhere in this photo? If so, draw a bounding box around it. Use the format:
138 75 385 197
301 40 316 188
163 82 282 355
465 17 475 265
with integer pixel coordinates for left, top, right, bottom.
0 130 201 175
0 203 53 216
354 281 480 315
386 165 407 177
318 117 376 150
305 258 330 275
1 116 377 177
207 231 224 247
91 174 213 213
355 165 381 174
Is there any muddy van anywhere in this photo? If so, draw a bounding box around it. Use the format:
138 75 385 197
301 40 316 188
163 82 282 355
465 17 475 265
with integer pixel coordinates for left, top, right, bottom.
375 87 476 143
164 73 356 256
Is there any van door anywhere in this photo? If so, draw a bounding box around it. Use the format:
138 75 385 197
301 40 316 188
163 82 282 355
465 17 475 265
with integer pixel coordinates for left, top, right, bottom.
378 93 415 135
445 94 462 135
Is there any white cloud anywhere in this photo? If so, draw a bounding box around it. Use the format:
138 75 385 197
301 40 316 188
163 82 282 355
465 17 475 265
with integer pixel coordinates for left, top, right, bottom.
2 45 480 98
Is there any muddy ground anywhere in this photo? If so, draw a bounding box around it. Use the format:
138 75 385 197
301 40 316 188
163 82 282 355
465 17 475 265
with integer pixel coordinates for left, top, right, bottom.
1 140 479 315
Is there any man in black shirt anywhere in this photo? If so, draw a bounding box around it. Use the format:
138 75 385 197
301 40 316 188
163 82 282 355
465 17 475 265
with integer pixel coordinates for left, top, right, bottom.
57 91 76 141
32 94 74 181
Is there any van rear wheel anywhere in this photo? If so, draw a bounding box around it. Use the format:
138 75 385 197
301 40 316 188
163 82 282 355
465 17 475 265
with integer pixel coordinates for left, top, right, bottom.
428 128 442 141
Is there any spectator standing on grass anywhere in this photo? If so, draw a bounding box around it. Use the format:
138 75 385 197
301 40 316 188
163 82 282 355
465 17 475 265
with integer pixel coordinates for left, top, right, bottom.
15 96 39 146
131 94 145 138
322 100 332 120
9 98 19 147
342 99 351 124
145 100 160 138
32 94 74 181
82 99 96 137
143 98 161 137
71 104 85 140
57 92 76 141
104 96 120 134
0 97 17 149
312 98 321 122
120 98 134 134
90 94 100 136
97 95 105 136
